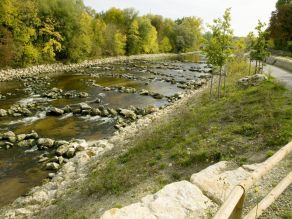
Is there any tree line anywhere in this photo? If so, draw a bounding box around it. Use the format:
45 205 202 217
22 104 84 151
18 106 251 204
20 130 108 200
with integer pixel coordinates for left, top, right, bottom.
267 0 292 52
0 0 203 68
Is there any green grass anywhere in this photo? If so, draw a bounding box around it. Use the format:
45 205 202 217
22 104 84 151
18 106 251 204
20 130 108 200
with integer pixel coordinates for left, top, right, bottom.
283 211 292 219
84 59 292 198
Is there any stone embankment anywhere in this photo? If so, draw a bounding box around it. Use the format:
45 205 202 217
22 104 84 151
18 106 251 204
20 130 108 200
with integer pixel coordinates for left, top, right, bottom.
101 161 260 219
0 53 194 82
0 86 205 219
266 56 292 72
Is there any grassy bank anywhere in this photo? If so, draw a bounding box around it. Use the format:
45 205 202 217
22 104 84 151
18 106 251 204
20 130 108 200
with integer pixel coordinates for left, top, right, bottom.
42 59 292 219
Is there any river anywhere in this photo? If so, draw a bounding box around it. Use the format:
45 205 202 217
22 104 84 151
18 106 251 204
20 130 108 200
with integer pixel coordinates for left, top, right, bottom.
0 54 211 207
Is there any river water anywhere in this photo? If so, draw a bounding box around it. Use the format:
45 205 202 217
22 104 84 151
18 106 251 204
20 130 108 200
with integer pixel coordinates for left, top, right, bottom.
0 54 209 207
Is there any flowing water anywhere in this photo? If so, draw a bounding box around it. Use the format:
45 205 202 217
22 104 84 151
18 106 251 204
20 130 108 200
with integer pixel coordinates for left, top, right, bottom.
0 54 208 207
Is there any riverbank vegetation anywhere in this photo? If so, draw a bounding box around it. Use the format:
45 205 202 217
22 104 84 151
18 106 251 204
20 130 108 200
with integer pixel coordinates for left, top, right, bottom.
0 0 202 68
41 57 292 218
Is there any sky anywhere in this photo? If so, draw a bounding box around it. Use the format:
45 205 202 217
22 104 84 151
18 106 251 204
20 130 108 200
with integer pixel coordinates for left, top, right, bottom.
83 0 277 37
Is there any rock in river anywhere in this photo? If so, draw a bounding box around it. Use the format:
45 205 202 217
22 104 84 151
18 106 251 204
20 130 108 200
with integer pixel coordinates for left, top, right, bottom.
46 162 60 170
17 139 36 148
118 109 137 120
47 107 64 116
0 109 8 117
37 138 55 148
79 102 91 110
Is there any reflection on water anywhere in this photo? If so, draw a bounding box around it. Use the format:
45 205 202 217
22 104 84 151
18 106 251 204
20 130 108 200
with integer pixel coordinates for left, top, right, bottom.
0 54 203 207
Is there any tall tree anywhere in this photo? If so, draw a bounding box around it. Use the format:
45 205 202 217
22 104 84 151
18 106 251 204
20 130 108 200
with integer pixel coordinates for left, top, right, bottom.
173 17 202 52
138 17 159 54
127 19 141 55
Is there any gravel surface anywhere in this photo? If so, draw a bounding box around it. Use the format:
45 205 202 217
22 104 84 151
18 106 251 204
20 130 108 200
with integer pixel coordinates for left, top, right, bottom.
243 154 292 218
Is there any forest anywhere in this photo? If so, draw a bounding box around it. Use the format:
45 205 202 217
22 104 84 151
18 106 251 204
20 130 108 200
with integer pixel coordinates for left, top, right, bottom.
0 0 202 67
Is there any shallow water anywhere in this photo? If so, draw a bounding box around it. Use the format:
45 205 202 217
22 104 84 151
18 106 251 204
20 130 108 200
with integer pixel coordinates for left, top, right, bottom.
0 54 206 207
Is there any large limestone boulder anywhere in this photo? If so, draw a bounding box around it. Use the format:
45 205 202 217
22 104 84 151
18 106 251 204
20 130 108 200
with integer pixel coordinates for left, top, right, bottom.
190 161 250 204
101 181 216 219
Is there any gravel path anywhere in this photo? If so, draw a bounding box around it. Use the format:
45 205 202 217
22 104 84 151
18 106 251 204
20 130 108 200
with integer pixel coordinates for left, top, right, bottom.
243 155 292 218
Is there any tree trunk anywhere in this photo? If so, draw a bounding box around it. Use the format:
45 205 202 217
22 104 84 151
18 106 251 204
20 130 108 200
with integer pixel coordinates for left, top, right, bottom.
210 74 214 98
223 66 227 96
248 59 251 75
255 60 258 74
217 66 222 99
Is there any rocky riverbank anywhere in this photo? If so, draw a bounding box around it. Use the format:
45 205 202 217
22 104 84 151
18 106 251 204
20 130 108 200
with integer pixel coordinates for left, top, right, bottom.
0 83 208 219
0 53 194 82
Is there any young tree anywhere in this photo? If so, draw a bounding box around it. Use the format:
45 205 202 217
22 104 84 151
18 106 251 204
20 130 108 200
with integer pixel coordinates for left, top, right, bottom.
250 21 270 74
205 8 233 98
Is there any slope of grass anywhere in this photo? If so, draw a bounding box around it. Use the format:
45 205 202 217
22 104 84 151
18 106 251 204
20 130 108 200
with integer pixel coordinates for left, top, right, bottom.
41 59 292 218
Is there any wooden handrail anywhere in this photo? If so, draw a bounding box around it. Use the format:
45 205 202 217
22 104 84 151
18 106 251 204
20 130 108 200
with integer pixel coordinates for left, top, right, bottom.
213 141 292 219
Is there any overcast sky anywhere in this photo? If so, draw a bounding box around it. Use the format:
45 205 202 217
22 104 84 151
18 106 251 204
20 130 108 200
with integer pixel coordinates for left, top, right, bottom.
83 0 277 37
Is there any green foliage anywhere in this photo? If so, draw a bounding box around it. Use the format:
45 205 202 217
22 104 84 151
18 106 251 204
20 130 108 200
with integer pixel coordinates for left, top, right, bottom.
68 12 94 62
127 19 141 55
39 18 63 62
0 1 204 67
138 17 159 54
276 0 292 9
159 36 172 52
205 8 233 68
268 0 292 51
204 8 233 98
282 211 292 219
173 17 203 52
250 21 270 63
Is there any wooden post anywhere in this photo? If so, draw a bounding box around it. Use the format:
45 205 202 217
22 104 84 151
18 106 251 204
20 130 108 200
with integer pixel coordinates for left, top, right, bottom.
213 186 244 219
243 171 292 219
230 193 245 219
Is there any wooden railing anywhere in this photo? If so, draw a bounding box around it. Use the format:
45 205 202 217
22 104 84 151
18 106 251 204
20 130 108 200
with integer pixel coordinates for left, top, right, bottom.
213 141 292 219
